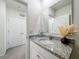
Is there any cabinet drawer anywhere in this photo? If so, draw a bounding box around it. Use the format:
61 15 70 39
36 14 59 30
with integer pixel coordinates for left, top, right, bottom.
30 41 59 59
30 46 46 59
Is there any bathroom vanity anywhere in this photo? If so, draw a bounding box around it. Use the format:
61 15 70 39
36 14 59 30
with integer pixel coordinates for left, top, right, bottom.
29 0 74 59
30 36 74 59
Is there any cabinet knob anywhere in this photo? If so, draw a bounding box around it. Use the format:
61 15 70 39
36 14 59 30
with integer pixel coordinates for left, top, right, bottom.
36 55 41 59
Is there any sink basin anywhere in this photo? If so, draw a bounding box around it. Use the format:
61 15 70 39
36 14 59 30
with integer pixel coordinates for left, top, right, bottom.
39 40 54 45
39 39 55 51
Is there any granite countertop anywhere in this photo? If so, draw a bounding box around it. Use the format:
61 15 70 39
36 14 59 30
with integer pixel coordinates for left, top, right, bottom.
30 36 74 59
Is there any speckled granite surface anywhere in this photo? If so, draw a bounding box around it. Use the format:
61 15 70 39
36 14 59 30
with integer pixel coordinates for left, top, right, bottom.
30 36 74 59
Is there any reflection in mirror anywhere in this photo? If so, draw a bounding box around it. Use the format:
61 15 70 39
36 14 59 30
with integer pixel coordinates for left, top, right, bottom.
47 0 73 37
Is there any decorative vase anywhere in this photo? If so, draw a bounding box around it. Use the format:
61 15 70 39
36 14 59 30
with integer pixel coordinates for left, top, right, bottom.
61 37 70 45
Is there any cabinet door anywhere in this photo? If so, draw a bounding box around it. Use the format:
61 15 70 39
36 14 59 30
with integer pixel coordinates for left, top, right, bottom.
30 48 37 59
30 41 59 59
30 47 46 59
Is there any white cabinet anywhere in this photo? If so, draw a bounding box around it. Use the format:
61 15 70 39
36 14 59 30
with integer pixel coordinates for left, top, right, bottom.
30 47 46 59
30 41 59 59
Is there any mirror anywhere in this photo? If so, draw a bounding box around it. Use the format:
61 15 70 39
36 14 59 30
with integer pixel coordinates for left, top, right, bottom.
47 0 73 37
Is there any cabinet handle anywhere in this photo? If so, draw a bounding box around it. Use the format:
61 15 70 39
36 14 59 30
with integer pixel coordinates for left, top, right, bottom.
36 55 41 59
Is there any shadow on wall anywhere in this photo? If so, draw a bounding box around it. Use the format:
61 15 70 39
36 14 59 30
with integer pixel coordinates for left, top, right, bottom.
71 32 79 59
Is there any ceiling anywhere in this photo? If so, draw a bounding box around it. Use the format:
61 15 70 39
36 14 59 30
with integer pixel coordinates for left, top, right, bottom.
51 0 72 10
42 0 60 8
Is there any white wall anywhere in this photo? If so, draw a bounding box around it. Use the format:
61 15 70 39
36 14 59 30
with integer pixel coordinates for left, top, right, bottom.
21 0 28 3
28 0 42 59
70 0 79 59
43 8 55 17
28 0 41 35
0 0 6 56
28 0 49 35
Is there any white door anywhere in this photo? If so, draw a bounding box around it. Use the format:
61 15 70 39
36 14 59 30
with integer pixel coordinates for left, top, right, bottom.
6 3 27 49
7 17 26 48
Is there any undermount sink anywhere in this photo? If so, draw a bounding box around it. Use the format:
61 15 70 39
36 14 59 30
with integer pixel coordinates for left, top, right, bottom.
39 39 54 51
39 39 54 45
